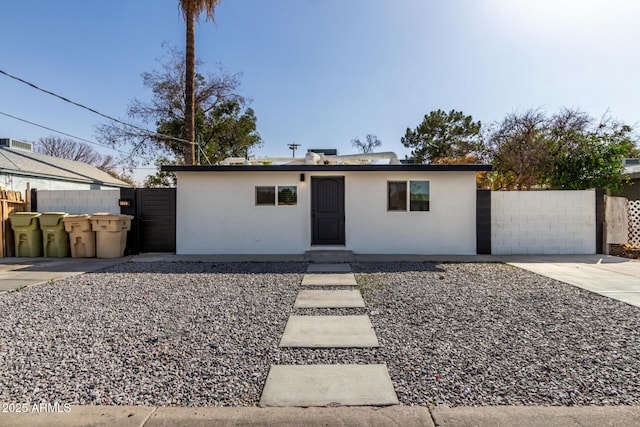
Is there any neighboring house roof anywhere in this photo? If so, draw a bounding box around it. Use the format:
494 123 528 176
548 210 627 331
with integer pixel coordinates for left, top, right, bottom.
164 151 492 173
0 146 131 187
624 165 640 180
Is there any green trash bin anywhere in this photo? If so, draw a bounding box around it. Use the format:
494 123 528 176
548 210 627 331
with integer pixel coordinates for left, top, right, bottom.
40 212 70 257
10 212 42 257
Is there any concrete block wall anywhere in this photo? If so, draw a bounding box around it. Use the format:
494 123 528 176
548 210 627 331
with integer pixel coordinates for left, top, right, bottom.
36 190 121 215
492 190 596 254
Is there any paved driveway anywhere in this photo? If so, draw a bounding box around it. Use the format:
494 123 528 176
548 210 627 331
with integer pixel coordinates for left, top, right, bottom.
498 254 640 308
0 257 132 293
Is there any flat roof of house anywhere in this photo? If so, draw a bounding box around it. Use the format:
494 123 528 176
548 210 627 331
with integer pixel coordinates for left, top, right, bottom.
163 164 492 172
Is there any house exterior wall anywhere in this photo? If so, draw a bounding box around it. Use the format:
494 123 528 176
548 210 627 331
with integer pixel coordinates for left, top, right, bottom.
492 190 596 254
35 190 121 214
1 174 121 192
175 170 478 254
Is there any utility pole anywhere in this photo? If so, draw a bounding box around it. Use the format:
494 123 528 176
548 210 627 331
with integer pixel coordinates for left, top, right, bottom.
288 143 301 158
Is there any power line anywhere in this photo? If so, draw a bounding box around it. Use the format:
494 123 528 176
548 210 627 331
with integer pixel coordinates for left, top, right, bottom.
288 143 301 157
0 110 164 174
0 110 131 155
0 68 196 147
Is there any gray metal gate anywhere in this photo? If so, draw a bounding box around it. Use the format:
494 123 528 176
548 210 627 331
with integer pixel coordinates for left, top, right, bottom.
120 188 176 254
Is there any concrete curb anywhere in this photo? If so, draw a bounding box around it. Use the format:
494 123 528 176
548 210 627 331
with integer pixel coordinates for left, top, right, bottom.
431 405 640 427
3 405 640 427
0 405 434 427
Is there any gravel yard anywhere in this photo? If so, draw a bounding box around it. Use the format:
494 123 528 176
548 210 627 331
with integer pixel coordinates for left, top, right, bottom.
1 261 640 407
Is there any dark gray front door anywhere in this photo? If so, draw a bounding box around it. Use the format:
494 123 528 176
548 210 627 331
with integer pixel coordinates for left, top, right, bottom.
311 177 345 245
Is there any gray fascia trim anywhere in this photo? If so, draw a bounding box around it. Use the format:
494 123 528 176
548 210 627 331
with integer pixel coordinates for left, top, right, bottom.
162 164 493 172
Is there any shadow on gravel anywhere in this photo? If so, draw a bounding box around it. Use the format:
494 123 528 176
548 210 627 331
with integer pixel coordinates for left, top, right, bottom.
352 262 447 273
95 261 309 275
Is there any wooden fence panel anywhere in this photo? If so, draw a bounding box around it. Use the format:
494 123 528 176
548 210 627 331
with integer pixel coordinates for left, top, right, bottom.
1 191 27 258
605 195 629 245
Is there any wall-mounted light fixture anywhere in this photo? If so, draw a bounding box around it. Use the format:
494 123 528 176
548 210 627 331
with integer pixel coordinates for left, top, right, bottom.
300 173 305 182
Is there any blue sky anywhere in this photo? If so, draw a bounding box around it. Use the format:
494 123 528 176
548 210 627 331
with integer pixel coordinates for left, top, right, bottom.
1 0 639 182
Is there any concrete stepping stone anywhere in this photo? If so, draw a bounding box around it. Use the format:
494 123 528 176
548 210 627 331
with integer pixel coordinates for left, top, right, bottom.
306 263 352 273
259 364 399 407
294 289 365 308
301 273 357 287
280 315 379 348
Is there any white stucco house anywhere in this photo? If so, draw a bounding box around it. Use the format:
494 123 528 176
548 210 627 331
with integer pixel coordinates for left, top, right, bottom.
163 151 492 255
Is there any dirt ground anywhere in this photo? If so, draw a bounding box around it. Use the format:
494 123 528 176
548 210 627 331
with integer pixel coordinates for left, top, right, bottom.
609 244 640 259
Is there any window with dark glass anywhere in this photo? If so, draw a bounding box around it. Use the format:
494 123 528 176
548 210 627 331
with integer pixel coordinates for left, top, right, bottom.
410 181 430 211
387 181 407 211
278 186 297 205
256 186 275 205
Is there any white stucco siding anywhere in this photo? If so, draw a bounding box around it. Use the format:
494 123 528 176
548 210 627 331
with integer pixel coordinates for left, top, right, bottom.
175 170 478 254
1 174 119 191
176 172 311 254
345 171 477 254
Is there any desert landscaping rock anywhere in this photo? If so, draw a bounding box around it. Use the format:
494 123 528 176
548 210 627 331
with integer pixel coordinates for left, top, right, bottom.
1 261 640 407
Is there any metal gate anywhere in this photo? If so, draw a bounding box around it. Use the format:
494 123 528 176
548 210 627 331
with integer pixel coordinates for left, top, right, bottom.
120 188 176 254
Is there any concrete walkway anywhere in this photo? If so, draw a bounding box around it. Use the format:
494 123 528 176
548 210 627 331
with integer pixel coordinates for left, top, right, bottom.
294 289 365 308
279 315 380 347
260 264 399 407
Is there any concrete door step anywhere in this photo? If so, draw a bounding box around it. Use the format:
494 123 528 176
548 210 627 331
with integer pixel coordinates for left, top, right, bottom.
259 364 399 407
306 263 352 273
279 315 379 348
294 289 365 308
301 273 357 287
304 250 355 263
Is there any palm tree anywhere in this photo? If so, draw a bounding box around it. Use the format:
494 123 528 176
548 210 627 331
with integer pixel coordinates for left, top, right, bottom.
179 0 221 165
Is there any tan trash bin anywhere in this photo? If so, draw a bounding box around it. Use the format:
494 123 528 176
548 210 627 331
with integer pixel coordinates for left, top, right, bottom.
10 212 42 257
40 212 70 257
63 214 96 258
90 213 133 258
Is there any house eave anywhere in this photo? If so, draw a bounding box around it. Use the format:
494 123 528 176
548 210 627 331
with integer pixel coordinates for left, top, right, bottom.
0 169 130 188
162 164 493 173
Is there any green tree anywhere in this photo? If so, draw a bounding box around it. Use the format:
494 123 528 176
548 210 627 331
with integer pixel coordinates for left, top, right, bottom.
195 99 261 162
401 109 482 164
487 108 638 191
97 47 261 168
546 110 636 191
351 134 382 154
179 0 221 165
144 157 179 188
